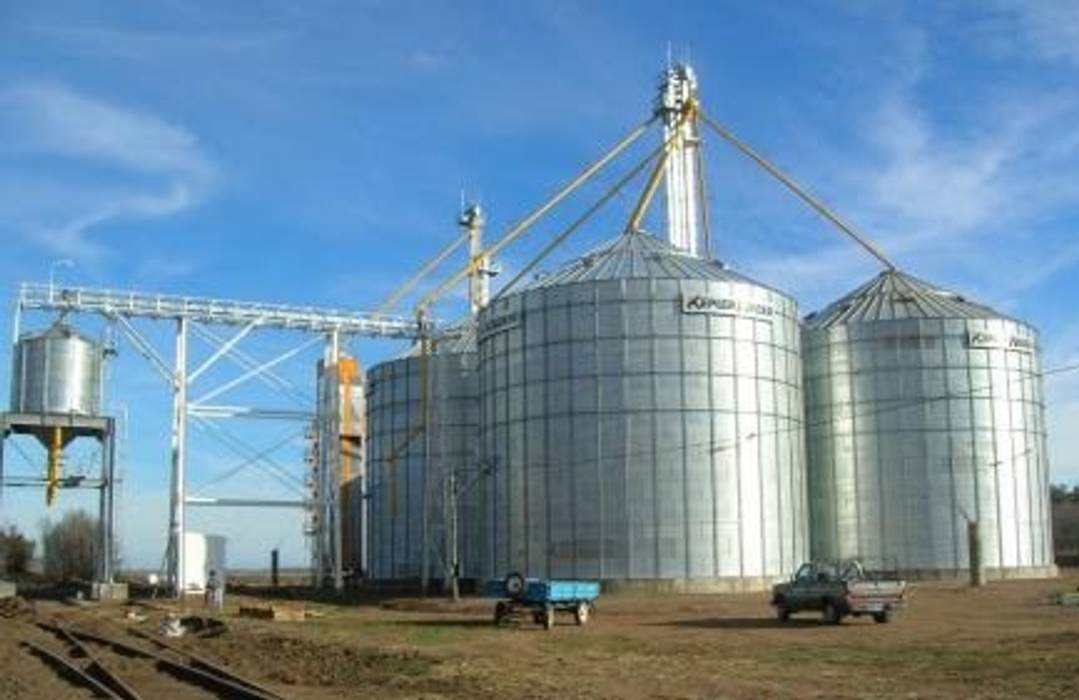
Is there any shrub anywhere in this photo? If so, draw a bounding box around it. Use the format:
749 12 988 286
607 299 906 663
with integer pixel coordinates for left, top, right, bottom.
1050 484 1079 503
0 525 35 575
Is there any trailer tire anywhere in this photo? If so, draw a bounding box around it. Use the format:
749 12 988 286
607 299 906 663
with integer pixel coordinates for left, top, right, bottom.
494 601 508 625
505 572 526 599
574 601 590 626
873 610 891 624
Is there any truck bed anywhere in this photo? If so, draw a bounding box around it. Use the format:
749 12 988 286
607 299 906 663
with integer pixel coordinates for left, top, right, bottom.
846 580 906 612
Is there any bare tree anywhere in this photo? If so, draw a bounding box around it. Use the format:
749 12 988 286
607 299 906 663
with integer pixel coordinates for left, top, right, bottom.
42 511 98 582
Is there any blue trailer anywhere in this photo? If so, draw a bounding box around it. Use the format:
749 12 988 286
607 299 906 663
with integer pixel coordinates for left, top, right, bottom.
483 572 601 630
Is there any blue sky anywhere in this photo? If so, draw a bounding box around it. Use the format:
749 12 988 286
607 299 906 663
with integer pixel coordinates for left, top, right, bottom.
2 1 1079 569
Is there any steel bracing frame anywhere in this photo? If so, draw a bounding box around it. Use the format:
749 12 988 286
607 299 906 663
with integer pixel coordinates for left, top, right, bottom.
14 283 423 597
0 414 117 584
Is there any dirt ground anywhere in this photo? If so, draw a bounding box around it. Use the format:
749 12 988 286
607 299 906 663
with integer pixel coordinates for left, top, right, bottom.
3 571 1079 700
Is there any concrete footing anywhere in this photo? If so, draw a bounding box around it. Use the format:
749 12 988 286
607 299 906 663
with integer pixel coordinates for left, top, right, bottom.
367 565 1059 597
890 565 1059 582
90 581 129 601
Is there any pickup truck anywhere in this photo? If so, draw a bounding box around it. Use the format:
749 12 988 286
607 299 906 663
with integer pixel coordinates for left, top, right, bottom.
771 559 906 625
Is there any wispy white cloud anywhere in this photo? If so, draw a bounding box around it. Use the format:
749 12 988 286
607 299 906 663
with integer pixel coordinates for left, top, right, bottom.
2 83 216 179
867 94 1078 231
725 10 1079 491
991 0 1079 66
0 82 219 262
740 85 1079 312
30 184 195 261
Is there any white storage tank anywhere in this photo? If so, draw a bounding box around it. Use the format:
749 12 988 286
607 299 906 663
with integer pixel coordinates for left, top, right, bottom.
803 270 1055 578
182 532 227 593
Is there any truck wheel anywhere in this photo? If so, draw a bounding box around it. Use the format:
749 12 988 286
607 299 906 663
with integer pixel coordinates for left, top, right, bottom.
873 610 891 624
776 605 791 622
543 604 555 630
574 601 590 626
822 601 842 625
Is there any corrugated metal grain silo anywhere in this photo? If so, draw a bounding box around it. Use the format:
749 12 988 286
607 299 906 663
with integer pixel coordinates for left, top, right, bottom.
803 270 1055 578
10 324 103 416
365 324 481 582
475 230 808 590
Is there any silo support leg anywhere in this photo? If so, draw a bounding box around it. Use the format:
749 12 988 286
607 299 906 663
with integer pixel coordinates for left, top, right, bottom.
168 319 188 598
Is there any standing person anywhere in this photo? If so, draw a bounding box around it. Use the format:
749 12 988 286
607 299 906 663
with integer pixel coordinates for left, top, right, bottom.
205 569 223 611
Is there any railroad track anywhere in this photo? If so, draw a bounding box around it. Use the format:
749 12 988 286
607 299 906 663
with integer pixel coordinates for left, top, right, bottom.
22 620 287 700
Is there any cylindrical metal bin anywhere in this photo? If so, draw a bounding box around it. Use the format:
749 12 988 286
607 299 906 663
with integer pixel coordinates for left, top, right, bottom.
476 231 807 590
803 270 1055 579
10 324 103 415
365 325 481 582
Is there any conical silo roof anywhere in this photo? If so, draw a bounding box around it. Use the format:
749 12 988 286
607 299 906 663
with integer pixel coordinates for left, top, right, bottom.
804 270 1008 330
21 323 93 343
518 229 781 291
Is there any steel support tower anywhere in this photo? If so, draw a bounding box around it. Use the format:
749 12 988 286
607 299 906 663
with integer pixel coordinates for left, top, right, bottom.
656 63 708 258
14 283 423 596
0 412 118 585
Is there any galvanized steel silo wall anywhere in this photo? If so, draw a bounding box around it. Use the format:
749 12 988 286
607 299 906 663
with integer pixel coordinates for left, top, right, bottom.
11 325 103 416
366 337 480 582
804 275 1055 578
476 237 808 590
